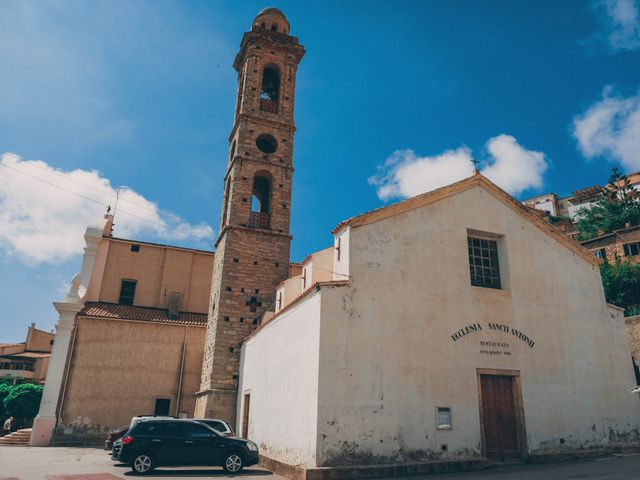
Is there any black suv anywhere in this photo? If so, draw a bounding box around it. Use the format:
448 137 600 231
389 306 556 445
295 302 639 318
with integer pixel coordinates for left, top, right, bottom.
118 418 259 474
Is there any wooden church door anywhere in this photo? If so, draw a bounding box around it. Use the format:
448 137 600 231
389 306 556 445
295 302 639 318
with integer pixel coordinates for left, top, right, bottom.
480 375 520 461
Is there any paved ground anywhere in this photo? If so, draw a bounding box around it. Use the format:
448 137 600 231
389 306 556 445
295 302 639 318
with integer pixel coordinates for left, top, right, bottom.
0 446 285 480
370 454 640 480
1 446 640 480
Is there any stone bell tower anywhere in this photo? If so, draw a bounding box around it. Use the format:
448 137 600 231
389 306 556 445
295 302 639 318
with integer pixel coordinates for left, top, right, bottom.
195 8 305 423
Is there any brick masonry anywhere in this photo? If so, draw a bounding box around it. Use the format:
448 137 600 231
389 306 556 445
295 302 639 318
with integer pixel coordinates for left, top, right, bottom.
195 10 305 425
625 315 640 366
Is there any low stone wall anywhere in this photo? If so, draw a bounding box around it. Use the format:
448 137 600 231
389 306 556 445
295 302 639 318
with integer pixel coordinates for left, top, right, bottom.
259 454 489 480
50 425 108 447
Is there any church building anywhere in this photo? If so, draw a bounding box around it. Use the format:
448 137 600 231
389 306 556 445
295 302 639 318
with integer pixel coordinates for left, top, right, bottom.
237 172 640 469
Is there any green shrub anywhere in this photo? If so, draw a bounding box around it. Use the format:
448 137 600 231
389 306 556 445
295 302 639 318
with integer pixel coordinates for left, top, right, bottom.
3 383 44 419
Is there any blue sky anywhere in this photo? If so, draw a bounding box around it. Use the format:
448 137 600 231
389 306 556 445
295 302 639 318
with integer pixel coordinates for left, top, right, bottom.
1 0 639 341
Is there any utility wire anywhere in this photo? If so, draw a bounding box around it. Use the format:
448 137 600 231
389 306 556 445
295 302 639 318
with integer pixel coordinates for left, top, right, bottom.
18 159 161 214
0 162 172 230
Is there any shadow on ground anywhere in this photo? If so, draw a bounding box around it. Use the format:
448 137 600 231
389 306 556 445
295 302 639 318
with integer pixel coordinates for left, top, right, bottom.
122 468 273 478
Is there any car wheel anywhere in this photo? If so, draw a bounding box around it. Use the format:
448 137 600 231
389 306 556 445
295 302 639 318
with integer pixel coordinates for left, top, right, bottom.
223 451 244 473
131 452 155 475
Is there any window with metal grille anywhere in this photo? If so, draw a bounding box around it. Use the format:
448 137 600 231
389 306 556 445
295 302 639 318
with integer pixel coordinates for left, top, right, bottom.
468 237 501 289
118 280 137 306
623 242 640 257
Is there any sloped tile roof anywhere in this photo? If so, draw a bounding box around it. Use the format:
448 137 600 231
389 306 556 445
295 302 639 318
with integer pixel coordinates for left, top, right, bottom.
332 172 599 267
11 351 50 358
108 236 215 255
79 302 207 326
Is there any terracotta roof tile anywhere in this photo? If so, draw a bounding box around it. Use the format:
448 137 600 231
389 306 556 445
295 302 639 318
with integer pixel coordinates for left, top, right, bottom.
79 302 207 326
108 237 215 255
11 352 50 358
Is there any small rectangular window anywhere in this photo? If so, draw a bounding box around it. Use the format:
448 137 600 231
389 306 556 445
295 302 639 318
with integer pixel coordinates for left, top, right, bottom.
594 248 606 260
623 242 640 257
468 237 501 289
154 398 171 416
119 280 137 306
436 407 452 429
130 244 140 252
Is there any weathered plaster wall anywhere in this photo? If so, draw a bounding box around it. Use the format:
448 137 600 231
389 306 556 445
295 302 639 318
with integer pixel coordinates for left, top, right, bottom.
315 185 640 466
276 275 304 312
332 227 350 281
34 356 50 382
98 240 214 313
60 317 205 429
238 291 321 466
308 248 334 284
26 326 54 352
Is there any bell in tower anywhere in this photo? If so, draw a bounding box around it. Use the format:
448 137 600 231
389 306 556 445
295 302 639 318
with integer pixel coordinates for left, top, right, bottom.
195 8 305 424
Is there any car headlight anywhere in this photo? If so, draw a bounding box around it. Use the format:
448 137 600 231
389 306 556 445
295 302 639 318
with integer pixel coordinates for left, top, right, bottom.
246 441 258 451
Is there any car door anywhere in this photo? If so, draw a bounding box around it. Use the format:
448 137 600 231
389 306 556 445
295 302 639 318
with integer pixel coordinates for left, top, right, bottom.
157 421 189 465
180 422 225 466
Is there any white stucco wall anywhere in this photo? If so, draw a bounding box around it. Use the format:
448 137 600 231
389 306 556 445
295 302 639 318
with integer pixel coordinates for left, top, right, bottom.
238 290 322 465
332 227 350 281
314 184 640 465
275 276 304 312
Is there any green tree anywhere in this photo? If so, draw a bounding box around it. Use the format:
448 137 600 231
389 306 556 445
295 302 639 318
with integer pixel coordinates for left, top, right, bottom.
575 167 640 241
600 259 640 316
0 383 11 418
2 383 43 419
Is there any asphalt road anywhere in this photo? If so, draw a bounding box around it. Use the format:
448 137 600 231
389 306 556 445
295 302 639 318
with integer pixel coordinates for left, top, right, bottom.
1 446 640 480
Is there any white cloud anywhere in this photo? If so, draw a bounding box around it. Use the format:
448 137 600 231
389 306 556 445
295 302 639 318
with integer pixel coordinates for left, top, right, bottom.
0 153 213 264
369 135 548 201
595 0 640 51
573 87 640 170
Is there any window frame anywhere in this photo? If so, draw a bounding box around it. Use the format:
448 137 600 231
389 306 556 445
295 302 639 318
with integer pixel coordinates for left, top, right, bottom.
118 279 137 306
623 242 640 257
435 406 453 430
153 397 171 416
467 235 502 290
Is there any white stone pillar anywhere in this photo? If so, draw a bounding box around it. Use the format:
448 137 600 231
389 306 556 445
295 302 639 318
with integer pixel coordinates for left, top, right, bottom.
30 276 83 447
30 222 104 446
79 226 102 291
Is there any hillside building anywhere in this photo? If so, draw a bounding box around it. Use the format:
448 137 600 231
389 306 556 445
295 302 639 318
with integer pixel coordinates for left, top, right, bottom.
0 324 53 384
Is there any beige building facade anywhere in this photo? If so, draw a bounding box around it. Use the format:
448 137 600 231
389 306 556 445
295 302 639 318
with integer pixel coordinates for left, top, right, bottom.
581 225 640 264
238 174 640 468
0 324 53 383
32 218 214 445
59 305 206 429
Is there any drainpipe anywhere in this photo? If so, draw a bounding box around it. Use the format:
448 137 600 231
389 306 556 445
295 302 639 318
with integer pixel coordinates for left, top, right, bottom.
56 320 79 424
174 326 187 416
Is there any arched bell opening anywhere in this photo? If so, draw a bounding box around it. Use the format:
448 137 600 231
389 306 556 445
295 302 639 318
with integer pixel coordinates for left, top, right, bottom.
260 65 280 113
248 172 273 229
